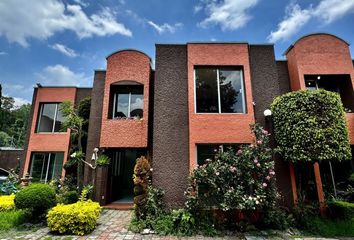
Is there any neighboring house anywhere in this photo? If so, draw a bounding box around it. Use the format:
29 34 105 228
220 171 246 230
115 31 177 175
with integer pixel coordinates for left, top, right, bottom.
20 33 354 207
0 147 24 171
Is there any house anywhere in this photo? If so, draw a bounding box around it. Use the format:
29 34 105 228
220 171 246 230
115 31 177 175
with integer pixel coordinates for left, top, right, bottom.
20 33 354 207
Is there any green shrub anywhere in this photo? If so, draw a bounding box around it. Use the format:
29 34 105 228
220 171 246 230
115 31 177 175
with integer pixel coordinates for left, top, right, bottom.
271 89 351 163
47 200 101 235
0 210 28 231
0 194 15 211
96 155 110 166
15 183 56 217
301 216 354 237
328 200 354 219
61 190 79 204
262 207 294 230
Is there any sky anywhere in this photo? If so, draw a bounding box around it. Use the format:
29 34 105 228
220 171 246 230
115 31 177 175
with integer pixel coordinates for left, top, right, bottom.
0 0 354 107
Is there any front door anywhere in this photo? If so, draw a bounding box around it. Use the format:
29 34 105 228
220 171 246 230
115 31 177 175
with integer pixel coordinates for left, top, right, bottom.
108 149 145 203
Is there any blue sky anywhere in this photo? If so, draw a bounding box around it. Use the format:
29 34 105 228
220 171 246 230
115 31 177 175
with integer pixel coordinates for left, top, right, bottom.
1 0 354 106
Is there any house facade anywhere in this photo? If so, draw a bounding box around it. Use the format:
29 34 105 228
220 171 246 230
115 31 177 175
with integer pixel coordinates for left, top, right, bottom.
21 33 354 207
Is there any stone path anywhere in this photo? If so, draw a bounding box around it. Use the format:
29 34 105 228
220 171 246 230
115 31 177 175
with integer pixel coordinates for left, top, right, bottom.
0 209 350 240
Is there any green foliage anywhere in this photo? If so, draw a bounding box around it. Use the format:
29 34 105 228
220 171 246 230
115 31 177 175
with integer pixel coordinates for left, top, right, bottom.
0 194 15 211
47 200 101 236
271 89 351 163
79 185 93 201
0 95 31 148
0 181 17 195
133 156 152 220
186 124 278 212
328 200 354 220
300 216 354 237
0 209 28 231
14 183 56 217
262 207 294 230
96 155 110 166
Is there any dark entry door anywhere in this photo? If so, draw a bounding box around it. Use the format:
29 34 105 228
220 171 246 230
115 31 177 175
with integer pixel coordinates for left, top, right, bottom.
109 149 145 203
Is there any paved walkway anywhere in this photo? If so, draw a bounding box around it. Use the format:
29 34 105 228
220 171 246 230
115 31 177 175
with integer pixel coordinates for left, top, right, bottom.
0 209 350 240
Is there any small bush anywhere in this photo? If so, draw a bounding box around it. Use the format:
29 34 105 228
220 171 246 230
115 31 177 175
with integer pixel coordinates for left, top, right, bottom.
47 200 101 235
0 194 15 211
60 190 79 204
96 155 110 166
301 216 354 237
15 183 56 217
0 210 28 231
328 200 354 220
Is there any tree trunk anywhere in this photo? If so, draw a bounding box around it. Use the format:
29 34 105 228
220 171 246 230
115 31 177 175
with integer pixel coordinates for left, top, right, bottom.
313 162 326 217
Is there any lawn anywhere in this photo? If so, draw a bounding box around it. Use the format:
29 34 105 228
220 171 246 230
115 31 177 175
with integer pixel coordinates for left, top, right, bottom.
0 210 27 231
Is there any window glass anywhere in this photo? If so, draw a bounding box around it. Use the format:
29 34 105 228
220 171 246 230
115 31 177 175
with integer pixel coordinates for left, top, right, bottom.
30 152 64 183
195 68 219 113
112 85 144 118
116 94 129 117
197 144 240 165
38 104 56 132
219 69 245 113
130 93 143 118
37 103 64 133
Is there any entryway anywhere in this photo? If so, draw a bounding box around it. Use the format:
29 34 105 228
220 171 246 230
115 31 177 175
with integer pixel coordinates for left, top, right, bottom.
106 149 146 204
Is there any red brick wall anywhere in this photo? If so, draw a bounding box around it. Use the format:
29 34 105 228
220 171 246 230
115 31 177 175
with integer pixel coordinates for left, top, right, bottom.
23 88 76 177
286 33 354 143
99 50 151 148
187 44 255 168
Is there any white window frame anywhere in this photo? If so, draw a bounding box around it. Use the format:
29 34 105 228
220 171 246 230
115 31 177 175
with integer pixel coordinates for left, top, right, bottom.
29 152 62 183
112 91 142 118
194 68 246 114
36 103 62 133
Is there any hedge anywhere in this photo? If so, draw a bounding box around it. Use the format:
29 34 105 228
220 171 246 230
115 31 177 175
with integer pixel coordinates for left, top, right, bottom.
271 89 351 163
328 200 354 219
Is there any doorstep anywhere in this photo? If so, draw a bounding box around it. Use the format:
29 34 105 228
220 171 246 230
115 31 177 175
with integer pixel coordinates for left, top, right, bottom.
103 202 134 210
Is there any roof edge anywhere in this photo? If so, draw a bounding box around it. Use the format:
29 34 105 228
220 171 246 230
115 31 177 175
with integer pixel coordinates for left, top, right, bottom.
106 49 152 62
283 32 350 56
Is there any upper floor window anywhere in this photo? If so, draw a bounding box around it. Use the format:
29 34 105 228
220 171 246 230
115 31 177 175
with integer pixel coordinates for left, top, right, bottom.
195 67 246 113
111 84 144 119
37 103 64 133
305 74 354 112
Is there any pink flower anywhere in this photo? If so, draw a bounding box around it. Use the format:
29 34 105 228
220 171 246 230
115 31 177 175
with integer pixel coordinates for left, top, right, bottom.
229 166 237 173
262 130 268 135
262 183 268 187
257 140 263 145
216 172 220 176
266 176 271 180
269 170 275 175
250 144 255 148
253 159 258 164
236 149 243 155
256 163 261 167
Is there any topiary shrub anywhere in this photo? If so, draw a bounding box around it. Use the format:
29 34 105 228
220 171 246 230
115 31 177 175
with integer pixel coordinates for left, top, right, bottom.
328 200 354 219
133 156 152 220
15 183 56 217
47 200 101 235
0 194 15 211
271 89 351 163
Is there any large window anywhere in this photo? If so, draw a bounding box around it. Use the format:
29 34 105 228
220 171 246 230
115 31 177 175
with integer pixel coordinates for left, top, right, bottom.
111 85 144 118
305 74 354 112
37 103 64 132
195 67 246 113
29 152 64 183
196 144 239 165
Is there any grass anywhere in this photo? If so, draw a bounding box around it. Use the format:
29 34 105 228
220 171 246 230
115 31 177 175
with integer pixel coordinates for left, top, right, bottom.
0 210 28 231
302 216 354 237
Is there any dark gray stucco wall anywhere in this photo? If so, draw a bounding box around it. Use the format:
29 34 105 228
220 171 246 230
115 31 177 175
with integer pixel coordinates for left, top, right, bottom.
75 88 92 106
249 45 293 207
276 61 291 94
84 71 105 188
153 45 189 207
0 149 24 171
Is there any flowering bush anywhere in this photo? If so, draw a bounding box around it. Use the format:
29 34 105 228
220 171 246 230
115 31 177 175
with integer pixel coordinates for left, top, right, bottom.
186 124 278 212
47 200 101 235
0 194 15 211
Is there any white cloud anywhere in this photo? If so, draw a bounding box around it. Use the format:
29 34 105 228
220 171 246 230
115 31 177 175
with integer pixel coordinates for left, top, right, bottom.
268 3 312 43
13 97 31 108
0 51 7 55
50 43 78 57
198 0 259 31
73 0 89 8
0 0 132 47
194 5 203 14
36 64 91 87
147 21 183 34
268 0 354 42
314 0 354 23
